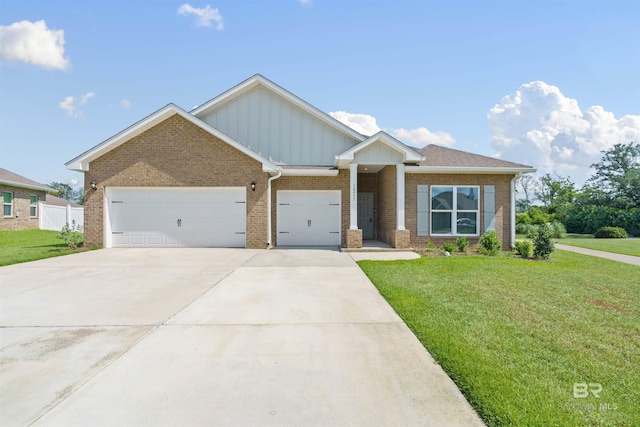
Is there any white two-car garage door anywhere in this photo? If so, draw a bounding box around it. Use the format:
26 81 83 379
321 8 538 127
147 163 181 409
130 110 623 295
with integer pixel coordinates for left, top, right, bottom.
276 191 341 246
107 187 246 248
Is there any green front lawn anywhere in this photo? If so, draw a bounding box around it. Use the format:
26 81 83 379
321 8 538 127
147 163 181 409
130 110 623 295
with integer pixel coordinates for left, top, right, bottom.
358 252 639 427
0 229 84 266
558 234 640 257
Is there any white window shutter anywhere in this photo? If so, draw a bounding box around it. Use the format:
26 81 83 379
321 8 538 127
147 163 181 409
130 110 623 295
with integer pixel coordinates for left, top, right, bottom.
417 185 429 236
484 185 495 232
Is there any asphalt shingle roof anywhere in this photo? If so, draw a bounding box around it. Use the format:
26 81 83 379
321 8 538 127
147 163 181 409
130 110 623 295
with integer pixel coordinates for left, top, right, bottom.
417 145 533 169
0 167 51 191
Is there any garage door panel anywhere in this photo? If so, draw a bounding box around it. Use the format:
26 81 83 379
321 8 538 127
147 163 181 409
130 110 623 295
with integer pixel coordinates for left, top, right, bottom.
276 191 341 246
109 187 246 248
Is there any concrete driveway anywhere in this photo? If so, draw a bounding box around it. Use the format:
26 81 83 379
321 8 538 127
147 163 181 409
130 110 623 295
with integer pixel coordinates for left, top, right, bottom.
0 249 483 426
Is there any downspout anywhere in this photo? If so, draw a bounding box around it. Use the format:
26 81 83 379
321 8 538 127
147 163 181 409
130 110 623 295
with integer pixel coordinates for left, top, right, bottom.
510 173 521 248
266 170 282 248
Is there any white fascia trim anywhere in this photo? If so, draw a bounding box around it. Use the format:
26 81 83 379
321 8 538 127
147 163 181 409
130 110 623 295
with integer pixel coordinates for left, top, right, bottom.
191 74 366 143
335 131 424 167
279 168 339 177
0 180 51 192
405 166 537 174
65 104 278 173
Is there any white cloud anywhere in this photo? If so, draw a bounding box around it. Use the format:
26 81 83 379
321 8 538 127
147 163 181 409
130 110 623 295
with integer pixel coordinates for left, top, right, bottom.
297 0 313 6
330 110 456 147
120 99 132 109
391 127 456 147
330 111 381 136
488 81 640 184
177 4 224 29
0 20 70 70
59 92 95 118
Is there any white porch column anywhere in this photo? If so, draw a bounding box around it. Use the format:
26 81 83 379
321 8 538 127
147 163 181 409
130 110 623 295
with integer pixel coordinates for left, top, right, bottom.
396 163 405 230
350 163 358 229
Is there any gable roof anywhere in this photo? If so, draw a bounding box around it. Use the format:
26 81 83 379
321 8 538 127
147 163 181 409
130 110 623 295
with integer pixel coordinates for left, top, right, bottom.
406 145 536 174
335 131 424 167
191 74 367 143
0 167 51 192
66 103 279 173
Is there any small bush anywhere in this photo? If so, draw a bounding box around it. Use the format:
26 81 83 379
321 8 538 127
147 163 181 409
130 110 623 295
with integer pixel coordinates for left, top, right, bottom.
514 240 533 259
442 242 456 254
58 220 84 250
478 230 502 256
516 213 532 225
425 240 437 251
594 226 628 239
549 221 567 239
516 223 540 237
455 236 468 253
532 224 554 260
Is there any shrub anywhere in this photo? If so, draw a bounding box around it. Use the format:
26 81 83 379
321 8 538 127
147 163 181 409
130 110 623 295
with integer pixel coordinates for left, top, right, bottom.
425 240 437 251
455 236 468 253
516 213 532 225
549 221 567 239
442 242 456 254
514 240 533 259
594 226 628 238
516 223 539 237
58 220 84 250
532 224 554 260
478 230 502 256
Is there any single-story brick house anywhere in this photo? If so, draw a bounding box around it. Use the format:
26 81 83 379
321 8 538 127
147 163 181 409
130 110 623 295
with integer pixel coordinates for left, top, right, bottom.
66 74 535 249
0 168 51 231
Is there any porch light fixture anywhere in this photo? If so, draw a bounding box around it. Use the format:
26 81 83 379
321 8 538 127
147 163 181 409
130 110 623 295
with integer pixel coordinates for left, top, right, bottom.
250 181 256 192
90 181 98 191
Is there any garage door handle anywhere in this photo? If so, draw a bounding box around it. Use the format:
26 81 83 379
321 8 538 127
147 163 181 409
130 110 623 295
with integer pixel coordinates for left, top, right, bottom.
308 219 311 227
177 219 182 227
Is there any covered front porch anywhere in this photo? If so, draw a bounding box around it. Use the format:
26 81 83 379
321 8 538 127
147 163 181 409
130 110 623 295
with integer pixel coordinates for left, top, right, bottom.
335 132 423 249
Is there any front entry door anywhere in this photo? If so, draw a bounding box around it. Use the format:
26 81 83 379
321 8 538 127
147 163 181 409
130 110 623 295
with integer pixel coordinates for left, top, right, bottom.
357 192 374 239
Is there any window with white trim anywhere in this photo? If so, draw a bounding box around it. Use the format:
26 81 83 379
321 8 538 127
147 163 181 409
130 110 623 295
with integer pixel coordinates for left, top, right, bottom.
30 195 38 217
3 192 13 217
431 186 479 236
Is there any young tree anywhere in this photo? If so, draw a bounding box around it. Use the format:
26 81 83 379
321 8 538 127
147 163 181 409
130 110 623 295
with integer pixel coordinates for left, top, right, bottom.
588 142 640 208
516 174 536 212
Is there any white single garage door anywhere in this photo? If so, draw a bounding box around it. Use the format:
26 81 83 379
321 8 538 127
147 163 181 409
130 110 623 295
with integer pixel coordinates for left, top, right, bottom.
107 187 246 248
277 190 341 246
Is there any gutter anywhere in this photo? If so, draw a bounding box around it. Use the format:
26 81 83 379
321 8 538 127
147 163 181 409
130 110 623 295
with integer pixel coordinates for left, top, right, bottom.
266 170 282 247
510 173 521 248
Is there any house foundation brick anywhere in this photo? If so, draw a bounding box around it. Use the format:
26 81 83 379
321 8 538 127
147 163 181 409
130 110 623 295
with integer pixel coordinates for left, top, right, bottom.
346 229 363 248
393 229 411 249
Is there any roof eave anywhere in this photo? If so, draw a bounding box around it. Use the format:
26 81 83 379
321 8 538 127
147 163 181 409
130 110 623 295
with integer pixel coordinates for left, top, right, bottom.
0 180 52 192
405 166 537 174
280 168 339 177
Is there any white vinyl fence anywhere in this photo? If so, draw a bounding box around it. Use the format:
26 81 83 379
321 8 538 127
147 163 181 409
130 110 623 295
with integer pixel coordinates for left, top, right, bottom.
39 203 84 231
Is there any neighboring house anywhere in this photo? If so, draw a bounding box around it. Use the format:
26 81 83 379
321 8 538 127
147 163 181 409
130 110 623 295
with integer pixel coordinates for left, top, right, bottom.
45 194 82 208
0 168 51 231
66 74 535 249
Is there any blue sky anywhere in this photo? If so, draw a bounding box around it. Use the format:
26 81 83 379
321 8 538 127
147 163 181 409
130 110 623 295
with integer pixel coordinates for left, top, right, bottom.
1 0 639 188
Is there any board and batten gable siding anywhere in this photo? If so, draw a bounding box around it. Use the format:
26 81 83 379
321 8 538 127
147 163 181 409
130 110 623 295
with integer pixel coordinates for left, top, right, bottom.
200 86 360 166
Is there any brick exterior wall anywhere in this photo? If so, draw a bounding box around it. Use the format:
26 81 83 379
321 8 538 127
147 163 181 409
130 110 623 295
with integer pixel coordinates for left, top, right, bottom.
377 165 397 246
0 186 45 231
405 173 515 249
84 114 270 248
346 229 362 248
271 171 350 246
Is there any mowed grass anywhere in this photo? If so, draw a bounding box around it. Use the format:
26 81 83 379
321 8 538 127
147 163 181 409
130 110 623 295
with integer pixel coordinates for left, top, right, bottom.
558 234 640 257
358 252 639 426
0 229 84 266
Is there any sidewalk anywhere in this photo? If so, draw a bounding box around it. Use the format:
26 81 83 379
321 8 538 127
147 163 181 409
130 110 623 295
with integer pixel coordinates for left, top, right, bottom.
555 244 640 266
